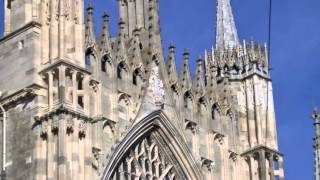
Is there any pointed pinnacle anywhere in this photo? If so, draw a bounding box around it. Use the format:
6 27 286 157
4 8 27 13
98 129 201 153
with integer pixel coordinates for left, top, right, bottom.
183 49 190 59
102 11 110 22
313 107 320 121
87 3 94 14
197 56 203 65
169 42 175 49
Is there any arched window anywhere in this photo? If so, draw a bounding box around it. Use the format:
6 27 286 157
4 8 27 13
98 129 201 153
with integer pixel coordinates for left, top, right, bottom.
171 85 179 106
85 54 91 65
184 92 193 109
101 59 106 72
65 69 73 103
117 62 128 80
211 103 220 120
102 123 114 156
133 69 143 86
117 95 130 138
118 96 129 120
198 98 207 126
85 48 93 65
52 68 59 102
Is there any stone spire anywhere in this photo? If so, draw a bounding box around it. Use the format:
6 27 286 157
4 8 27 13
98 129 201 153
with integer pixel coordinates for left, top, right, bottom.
193 57 205 96
215 0 239 49
85 4 96 50
312 107 320 180
180 49 192 91
116 19 128 61
100 11 112 57
167 43 179 86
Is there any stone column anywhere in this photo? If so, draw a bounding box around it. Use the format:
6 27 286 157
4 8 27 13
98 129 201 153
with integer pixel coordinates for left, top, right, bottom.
128 0 136 36
47 118 55 179
59 66 66 103
267 82 278 148
259 150 267 180
84 123 93 179
35 125 45 180
245 79 257 147
74 0 85 66
50 0 59 60
278 156 285 180
136 0 144 29
65 115 73 179
119 0 128 36
72 71 78 109
40 0 50 64
249 155 256 179
48 71 54 110
58 114 67 180
32 0 39 20
72 118 79 179
58 0 66 59
83 75 90 115
253 76 262 144
268 154 275 180
79 124 85 180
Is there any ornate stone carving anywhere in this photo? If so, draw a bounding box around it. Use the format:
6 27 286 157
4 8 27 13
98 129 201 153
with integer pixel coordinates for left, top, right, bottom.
148 65 165 106
110 135 177 179
66 116 74 134
229 151 238 162
213 131 225 145
40 121 49 139
185 119 198 134
51 117 59 135
201 157 215 171
79 120 87 138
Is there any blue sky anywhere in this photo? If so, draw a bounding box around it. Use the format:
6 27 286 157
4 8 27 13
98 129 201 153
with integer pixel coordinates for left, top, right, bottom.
1 0 319 179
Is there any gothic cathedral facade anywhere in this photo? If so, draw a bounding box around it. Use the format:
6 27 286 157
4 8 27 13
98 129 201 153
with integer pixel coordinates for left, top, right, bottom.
0 0 284 179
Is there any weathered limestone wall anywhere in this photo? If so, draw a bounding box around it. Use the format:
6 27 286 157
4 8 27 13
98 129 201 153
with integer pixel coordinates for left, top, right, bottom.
0 99 37 180
0 23 41 95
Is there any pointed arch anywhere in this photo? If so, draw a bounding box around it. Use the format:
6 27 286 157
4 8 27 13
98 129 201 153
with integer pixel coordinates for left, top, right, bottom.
183 90 194 109
101 54 114 76
132 67 145 86
211 102 221 120
102 110 205 180
117 61 129 80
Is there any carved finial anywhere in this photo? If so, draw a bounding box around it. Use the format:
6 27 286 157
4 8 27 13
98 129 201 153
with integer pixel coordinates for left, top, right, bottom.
102 11 109 22
193 57 205 95
100 11 112 56
87 3 94 14
181 49 192 90
119 18 126 31
85 3 96 49
116 18 127 59
312 107 320 123
167 43 178 85
183 49 190 60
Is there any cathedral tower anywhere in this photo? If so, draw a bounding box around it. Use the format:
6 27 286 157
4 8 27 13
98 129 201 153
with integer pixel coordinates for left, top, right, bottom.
0 0 284 179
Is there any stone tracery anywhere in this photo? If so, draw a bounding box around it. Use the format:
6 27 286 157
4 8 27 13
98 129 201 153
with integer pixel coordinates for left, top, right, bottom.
111 133 178 180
